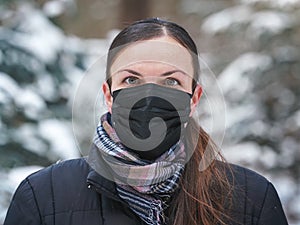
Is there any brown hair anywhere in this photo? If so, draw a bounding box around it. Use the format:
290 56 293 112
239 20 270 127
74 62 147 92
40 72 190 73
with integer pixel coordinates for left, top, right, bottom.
169 118 233 225
106 18 233 225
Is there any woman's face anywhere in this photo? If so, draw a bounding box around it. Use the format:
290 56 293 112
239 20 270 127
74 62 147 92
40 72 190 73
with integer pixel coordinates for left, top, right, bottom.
103 36 202 115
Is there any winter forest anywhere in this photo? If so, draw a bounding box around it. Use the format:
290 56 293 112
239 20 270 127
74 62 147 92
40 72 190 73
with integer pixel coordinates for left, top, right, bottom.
0 0 299 224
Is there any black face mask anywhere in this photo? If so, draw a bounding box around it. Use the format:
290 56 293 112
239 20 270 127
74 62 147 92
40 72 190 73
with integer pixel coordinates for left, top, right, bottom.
111 83 191 161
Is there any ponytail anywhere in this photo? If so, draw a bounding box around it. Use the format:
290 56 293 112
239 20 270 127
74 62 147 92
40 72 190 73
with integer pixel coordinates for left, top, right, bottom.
169 118 233 225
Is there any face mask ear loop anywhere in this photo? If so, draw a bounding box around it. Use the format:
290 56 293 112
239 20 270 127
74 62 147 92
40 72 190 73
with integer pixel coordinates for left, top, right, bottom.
190 84 197 99
191 77 198 95
106 77 113 96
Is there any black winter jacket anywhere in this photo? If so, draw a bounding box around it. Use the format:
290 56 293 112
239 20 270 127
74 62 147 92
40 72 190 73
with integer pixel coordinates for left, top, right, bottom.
4 158 288 225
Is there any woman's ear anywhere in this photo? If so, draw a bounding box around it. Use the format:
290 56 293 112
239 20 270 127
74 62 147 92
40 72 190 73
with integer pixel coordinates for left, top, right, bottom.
190 84 202 116
102 82 113 113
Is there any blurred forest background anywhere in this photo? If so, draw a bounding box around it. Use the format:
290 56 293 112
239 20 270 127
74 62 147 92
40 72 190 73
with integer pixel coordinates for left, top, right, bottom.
0 0 299 224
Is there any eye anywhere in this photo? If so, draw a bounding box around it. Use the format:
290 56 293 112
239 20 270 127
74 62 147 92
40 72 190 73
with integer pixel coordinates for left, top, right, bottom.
165 78 179 86
124 76 139 85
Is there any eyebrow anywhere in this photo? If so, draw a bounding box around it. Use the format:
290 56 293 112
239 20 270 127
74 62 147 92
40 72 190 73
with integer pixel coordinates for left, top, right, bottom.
117 69 187 76
117 69 142 76
161 70 187 76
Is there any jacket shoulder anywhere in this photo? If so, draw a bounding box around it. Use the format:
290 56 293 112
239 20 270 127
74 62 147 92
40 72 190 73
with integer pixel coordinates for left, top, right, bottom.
28 158 90 181
4 158 100 225
227 163 288 224
230 163 270 194
26 158 91 197
25 158 102 222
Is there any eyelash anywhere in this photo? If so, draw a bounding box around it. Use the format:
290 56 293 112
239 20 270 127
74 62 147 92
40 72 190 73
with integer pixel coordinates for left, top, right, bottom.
165 77 181 86
122 76 139 85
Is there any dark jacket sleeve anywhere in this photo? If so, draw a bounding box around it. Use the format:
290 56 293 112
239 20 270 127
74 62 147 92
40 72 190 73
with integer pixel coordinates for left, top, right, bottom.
227 164 289 225
257 182 288 225
4 178 42 225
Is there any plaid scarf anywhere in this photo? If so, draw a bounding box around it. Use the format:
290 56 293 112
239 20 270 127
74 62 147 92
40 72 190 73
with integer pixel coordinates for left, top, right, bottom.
93 113 185 225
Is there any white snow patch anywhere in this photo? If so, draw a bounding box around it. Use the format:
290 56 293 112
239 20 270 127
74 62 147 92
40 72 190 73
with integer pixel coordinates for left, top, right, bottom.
291 110 300 127
248 11 293 39
0 170 14 224
0 121 8 145
43 0 65 17
273 45 299 63
202 7 294 37
284 110 300 133
290 194 300 218
270 174 297 202
35 74 59 101
249 120 268 136
218 52 272 94
13 123 48 155
223 142 261 165
259 146 277 169
225 103 259 128
278 88 296 106
270 0 300 8
0 72 20 99
82 38 108 56
13 5 65 63
279 137 299 167
15 89 47 120
201 5 253 34
38 119 79 159
0 91 8 105
8 166 43 191
81 38 110 67
240 0 300 9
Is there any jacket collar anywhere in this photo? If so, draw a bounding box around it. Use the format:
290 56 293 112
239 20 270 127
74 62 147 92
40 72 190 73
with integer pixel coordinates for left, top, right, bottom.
86 168 123 202
85 146 124 203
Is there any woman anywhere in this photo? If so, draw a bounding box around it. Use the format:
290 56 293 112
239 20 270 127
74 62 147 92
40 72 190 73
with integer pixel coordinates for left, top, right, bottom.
4 18 288 225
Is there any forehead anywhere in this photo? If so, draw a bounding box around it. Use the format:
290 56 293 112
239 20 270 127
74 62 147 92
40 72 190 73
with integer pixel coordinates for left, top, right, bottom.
110 37 194 76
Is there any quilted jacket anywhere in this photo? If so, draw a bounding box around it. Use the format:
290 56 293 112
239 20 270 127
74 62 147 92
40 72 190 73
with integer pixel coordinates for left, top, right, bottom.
4 158 288 225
